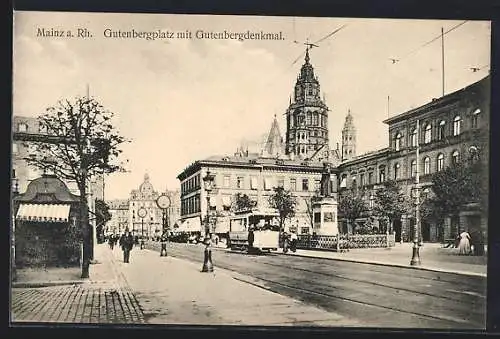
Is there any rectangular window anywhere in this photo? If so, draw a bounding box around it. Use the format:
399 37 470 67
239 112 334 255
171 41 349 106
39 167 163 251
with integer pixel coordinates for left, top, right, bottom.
360 173 365 186
264 177 273 190
223 175 230 188
236 176 244 189
250 176 258 190
314 179 321 191
368 172 373 185
277 177 285 188
340 175 347 188
12 143 18 154
302 178 309 191
314 212 321 223
290 178 296 191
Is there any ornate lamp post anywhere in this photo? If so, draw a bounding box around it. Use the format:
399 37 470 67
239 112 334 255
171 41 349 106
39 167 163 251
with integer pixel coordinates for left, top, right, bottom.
138 207 147 250
203 170 216 238
410 120 422 266
156 194 171 257
202 169 215 273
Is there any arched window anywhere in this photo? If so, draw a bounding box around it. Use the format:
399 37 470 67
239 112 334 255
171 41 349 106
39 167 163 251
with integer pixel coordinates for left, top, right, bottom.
472 108 481 129
424 157 431 175
410 128 417 147
394 132 403 151
424 124 432 143
393 163 400 179
453 115 462 136
437 153 445 171
411 160 417 177
379 166 386 183
313 112 318 125
452 150 460 165
438 120 446 140
306 112 312 125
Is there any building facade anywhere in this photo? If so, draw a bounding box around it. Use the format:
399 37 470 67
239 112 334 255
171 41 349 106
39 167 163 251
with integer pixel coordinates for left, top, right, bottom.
177 153 338 235
127 174 181 237
107 199 130 235
337 75 490 242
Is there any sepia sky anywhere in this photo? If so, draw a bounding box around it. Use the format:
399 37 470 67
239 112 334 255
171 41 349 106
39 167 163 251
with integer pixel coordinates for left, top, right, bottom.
12 11 491 200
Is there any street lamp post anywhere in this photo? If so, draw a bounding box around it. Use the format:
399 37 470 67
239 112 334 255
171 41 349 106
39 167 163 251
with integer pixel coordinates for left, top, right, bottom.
410 120 422 266
156 194 171 257
202 170 215 273
138 207 147 250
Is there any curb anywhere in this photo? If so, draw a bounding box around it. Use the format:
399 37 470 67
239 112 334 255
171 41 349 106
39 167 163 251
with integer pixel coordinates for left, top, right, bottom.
274 251 487 278
12 280 86 288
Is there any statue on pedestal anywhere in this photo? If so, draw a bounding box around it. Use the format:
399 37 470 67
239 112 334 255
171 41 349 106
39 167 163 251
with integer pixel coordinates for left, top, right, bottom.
320 162 333 198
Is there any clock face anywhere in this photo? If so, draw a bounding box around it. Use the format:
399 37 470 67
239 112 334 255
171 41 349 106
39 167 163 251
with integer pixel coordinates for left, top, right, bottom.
156 195 171 209
137 207 147 218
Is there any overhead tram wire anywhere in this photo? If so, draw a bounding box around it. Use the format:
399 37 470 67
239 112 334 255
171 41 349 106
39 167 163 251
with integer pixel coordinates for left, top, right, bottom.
390 21 468 63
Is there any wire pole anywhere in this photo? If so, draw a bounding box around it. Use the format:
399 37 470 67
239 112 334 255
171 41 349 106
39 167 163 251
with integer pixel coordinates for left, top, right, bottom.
387 96 390 118
441 27 445 96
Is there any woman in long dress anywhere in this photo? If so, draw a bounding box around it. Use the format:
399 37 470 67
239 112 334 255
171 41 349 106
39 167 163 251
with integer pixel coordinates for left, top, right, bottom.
458 230 471 255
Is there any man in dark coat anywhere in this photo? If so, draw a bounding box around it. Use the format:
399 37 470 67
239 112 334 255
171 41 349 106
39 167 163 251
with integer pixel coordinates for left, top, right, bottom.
121 231 134 263
160 232 168 257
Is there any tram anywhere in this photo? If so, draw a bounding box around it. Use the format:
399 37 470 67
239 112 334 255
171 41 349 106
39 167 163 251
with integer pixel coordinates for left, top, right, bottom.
228 209 280 253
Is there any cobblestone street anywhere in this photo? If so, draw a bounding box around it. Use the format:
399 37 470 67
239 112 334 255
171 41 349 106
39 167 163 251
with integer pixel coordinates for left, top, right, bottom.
11 244 145 324
11 282 144 323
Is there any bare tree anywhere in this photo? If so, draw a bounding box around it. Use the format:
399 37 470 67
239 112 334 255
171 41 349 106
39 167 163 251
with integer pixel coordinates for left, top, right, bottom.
24 96 128 278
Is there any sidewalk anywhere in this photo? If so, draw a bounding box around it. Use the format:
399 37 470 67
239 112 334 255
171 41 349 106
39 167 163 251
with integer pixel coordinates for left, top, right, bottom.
116 245 361 326
11 245 144 324
277 242 487 277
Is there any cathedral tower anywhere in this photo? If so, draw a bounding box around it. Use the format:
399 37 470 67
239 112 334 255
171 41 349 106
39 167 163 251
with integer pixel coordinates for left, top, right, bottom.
341 109 356 161
285 48 330 159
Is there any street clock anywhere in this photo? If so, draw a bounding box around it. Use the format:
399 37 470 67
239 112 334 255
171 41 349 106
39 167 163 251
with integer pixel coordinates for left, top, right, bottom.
156 194 171 209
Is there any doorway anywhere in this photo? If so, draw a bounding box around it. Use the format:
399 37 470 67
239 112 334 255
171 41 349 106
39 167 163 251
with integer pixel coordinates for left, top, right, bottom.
393 219 402 242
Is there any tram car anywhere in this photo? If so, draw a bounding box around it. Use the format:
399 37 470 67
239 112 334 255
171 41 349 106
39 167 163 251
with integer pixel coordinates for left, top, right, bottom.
228 210 280 253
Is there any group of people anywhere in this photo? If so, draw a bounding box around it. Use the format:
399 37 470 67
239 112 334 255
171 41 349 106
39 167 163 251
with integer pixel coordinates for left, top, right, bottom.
456 230 485 256
106 231 135 263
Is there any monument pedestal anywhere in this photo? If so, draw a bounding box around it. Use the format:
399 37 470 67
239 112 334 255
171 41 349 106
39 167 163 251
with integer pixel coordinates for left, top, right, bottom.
312 197 339 236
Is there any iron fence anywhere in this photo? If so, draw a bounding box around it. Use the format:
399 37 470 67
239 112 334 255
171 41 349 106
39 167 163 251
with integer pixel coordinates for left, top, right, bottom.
297 233 395 251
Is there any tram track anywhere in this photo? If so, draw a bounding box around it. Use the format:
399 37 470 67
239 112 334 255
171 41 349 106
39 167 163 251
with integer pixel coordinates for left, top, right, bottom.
145 243 485 328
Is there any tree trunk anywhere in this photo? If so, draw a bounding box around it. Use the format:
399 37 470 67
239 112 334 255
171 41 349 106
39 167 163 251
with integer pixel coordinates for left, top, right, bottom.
79 182 90 279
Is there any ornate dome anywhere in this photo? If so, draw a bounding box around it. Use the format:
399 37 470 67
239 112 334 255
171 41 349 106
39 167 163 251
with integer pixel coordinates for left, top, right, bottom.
139 173 154 196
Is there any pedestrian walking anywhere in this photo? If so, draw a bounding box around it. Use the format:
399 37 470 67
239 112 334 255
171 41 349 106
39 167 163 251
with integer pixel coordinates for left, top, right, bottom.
121 231 134 263
108 235 115 250
247 226 255 253
160 232 168 257
458 230 471 255
290 230 298 253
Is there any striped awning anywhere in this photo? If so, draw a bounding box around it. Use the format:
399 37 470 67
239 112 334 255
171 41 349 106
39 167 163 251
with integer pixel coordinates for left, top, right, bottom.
16 203 71 223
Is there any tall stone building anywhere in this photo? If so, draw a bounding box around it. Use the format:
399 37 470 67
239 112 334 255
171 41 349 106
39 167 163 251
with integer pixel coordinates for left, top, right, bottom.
337 75 490 242
285 48 331 160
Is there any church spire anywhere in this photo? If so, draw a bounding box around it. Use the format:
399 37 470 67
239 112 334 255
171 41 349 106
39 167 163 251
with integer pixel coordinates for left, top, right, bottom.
341 109 356 161
262 114 283 157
